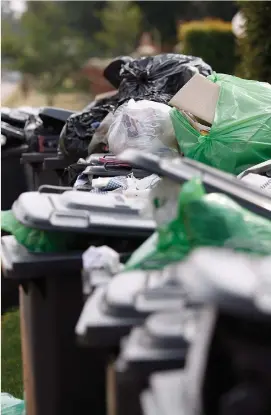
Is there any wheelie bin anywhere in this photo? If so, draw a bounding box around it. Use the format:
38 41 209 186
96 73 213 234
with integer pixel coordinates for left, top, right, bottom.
22 107 74 190
1 189 155 415
114 310 195 415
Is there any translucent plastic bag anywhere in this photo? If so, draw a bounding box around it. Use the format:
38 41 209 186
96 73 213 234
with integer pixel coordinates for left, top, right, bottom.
1 393 25 415
125 178 271 270
171 73 271 175
107 99 179 156
1 210 88 253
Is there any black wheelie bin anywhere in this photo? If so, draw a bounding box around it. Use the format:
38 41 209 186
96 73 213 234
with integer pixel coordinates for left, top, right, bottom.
1 190 155 415
22 107 74 190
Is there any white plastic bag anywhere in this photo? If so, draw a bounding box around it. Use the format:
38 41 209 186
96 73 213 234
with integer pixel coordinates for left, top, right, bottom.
107 99 178 156
82 245 121 275
142 178 181 226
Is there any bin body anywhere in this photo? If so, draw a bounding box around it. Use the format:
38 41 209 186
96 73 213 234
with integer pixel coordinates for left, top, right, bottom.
1 145 28 210
19 275 106 415
21 153 61 191
1 145 28 313
1 236 107 415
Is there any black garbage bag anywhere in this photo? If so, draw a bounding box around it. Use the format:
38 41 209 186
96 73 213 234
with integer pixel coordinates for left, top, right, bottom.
117 53 213 105
59 94 120 159
103 56 134 89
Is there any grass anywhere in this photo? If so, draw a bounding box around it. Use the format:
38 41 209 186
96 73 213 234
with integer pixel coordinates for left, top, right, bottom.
3 88 91 111
1 308 23 399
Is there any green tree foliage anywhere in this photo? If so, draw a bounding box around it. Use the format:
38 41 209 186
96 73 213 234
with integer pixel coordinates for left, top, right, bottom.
2 1 89 105
136 1 237 47
237 1 271 83
59 1 105 46
95 1 142 57
59 1 237 49
179 20 237 74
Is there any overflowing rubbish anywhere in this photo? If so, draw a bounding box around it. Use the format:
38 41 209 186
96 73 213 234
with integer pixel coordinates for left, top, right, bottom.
60 53 212 160
59 94 120 159
116 53 213 105
1 393 25 415
238 159 271 179
125 178 271 270
24 107 73 153
241 173 271 194
1 210 82 253
82 245 121 275
107 99 178 156
2 49 271 415
88 112 115 155
171 73 271 174
74 168 160 199
238 159 271 193
103 55 134 89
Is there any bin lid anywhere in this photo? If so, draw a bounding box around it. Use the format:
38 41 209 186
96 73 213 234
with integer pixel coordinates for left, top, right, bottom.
1 235 82 279
238 159 271 179
144 310 195 347
117 324 186 369
12 190 155 236
147 370 186 415
119 150 271 220
105 270 149 313
134 265 187 313
105 268 186 317
39 107 74 124
20 152 54 164
76 287 145 347
180 247 271 320
1 121 25 140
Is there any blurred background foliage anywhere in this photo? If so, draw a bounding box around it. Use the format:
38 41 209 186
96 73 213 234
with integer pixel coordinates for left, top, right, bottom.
178 19 238 74
2 0 270 105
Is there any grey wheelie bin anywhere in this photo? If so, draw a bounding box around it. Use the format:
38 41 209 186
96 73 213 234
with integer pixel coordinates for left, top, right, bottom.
76 267 186 415
141 248 271 415
114 310 195 415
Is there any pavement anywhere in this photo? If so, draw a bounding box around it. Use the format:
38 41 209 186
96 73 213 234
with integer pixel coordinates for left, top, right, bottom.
1 71 22 103
1 81 19 103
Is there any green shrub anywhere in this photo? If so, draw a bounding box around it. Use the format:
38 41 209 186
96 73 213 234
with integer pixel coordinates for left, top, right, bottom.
237 2 271 83
178 19 238 74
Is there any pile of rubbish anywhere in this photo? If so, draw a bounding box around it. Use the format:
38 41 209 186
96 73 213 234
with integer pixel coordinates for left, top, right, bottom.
59 53 213 160
57 53 271 192
1 52 271 415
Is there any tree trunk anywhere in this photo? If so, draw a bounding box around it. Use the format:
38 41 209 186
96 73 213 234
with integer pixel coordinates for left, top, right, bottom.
21 74 30 99
46 95 55 106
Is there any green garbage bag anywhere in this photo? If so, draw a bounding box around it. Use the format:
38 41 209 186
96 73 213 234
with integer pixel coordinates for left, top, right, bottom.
1 393 25 415
1 210 86 253
125 178 271 271
170 73 271 175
